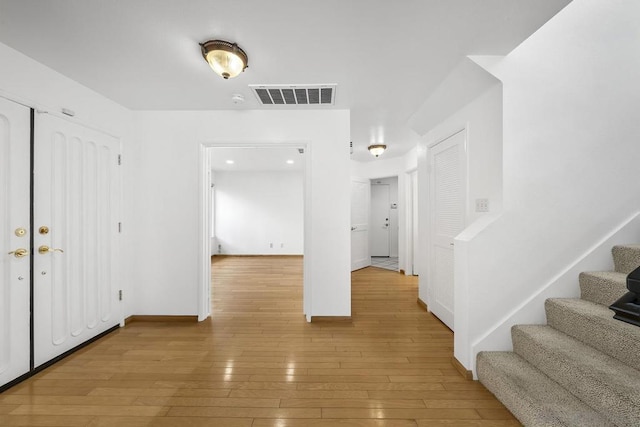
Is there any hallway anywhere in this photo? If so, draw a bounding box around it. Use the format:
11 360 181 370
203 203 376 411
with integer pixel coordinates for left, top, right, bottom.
0 256 518 426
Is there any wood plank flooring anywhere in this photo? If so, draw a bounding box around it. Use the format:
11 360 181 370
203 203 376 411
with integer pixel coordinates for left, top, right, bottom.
0 256 519 426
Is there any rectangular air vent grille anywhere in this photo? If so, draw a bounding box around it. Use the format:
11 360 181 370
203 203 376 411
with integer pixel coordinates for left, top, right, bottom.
250 84 336 106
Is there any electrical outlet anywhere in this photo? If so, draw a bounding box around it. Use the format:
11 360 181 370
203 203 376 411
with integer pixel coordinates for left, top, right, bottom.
475 198 489 212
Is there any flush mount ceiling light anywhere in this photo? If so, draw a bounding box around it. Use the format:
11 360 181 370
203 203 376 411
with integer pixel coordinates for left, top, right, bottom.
200 39 248 79
368 144 387 157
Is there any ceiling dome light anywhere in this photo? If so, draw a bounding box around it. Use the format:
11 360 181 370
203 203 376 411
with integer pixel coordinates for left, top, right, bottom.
368 144 387 157
200 39 248 79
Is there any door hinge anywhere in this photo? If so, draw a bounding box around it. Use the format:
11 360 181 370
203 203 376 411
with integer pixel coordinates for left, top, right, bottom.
119 290 123 301
118 222 122 233
117 154 122 165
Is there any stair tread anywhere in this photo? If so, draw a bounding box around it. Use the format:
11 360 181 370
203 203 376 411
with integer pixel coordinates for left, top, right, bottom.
546 298 640 371
513 325 640 426
477 351 615 427
580 270 626 281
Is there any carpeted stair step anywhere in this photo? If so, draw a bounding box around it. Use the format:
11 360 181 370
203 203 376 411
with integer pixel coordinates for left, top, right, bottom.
477 351 615 427
512 325 640 427
612 244 640 274
579 271 627 306
546 298 640 371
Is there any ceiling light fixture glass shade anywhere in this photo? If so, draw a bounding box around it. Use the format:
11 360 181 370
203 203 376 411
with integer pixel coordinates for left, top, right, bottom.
200 39 248 79
368 144 387 157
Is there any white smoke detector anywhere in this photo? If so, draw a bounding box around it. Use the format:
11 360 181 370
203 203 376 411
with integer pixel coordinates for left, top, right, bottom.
231 94 245 104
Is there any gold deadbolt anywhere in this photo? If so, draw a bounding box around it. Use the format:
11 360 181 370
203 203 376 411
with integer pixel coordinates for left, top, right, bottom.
8 248 29 258
39 226 50 235
38 245 64 254
14 227 27 237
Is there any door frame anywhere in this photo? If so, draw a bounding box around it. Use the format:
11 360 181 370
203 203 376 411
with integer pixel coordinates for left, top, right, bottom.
425 125 468 323
198 141 311 321
405 168 418 275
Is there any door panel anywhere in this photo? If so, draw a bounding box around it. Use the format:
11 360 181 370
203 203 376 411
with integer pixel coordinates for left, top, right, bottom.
0 98 31 388
428 130 465 330
34 113 120 367
370 184 390 257
351 178 371 271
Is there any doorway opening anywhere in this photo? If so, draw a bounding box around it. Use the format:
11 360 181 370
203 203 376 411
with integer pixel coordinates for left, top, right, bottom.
199 144 308 320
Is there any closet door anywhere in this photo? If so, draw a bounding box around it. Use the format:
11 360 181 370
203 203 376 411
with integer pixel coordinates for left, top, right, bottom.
33 113 121 367
0 98 31 388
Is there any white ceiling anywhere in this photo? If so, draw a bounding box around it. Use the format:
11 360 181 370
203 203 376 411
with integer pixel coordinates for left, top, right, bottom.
209 147 304 172
0 0 571 162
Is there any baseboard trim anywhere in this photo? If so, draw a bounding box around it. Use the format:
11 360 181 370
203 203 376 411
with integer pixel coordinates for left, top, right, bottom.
417 297 428 311
452 356 473 380
125 315 198 324
212 254 303 258
310 316 352 323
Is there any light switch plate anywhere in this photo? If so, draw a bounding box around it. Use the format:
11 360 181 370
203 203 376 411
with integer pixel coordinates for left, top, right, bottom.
476 198 489 212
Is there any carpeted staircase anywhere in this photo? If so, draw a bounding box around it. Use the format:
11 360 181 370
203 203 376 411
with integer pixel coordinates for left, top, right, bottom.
477 245 640 427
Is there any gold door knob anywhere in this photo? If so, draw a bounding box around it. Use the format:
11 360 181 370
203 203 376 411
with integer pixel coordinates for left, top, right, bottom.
8 248 29 258
38 245 64 254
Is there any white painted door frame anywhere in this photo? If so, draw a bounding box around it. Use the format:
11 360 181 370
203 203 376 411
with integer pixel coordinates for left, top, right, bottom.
405 169 418 275
427 127 467 330
198 141 311 321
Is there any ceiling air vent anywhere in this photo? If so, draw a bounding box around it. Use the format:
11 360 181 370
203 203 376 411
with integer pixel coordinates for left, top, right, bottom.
249 84 336 106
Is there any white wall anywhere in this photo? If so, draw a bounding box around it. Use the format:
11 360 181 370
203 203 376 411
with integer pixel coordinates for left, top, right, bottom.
416 84 503 305
214 171 303 255
131 110 351 318
455 0 640 371
0 42 136 319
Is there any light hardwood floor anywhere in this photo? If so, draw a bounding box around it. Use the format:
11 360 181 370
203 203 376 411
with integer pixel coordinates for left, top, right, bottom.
0 256 519 426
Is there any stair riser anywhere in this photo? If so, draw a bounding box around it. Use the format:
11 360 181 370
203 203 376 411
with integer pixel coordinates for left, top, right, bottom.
512 326 640 427
579 272 627 306
612 245 640 274
545 299 640 371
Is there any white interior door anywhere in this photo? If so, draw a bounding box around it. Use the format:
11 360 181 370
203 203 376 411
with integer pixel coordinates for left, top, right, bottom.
428 130 466 330
33 113 121 367
370 184 390 257
351 177 370 271
0 98 31 388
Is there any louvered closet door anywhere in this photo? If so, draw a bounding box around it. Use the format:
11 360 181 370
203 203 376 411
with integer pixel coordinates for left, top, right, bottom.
428 130 466 330
0 98 31 388
33 113 121 367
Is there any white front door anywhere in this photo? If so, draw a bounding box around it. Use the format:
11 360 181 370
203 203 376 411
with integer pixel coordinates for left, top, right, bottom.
370 184 390 257
0 98 31 388
428 130 466 330
33 113 121 367
350 178 370 271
